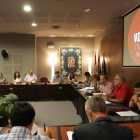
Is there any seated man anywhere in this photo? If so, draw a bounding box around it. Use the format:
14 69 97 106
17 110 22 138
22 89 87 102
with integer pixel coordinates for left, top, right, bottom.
24 69 37 84
72 96 133 140
0 73 8 84
103 74 132 107
100 75 114 95
0 102 51 140
52 71 63 83
84 72 92 86
129 82 140 112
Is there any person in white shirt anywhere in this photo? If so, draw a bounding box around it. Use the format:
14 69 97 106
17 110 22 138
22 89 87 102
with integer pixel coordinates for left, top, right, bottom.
68 71 77 83
24 69 37 84
12 71 22 84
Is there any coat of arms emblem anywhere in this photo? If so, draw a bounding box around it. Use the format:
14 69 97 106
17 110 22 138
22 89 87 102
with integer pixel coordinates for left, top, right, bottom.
68 57 75 68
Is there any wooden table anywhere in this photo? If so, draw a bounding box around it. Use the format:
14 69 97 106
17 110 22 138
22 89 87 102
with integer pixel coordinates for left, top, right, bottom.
0 83 71 101
60 123 140 140
60 126 75 140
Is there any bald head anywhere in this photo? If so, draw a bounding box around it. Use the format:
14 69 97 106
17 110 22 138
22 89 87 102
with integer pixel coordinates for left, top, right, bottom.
100 75 108 84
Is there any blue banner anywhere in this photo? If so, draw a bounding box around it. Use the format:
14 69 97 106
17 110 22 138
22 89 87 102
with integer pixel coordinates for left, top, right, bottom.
101 53 107 75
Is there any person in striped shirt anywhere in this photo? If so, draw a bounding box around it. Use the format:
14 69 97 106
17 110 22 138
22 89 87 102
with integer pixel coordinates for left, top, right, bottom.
0 102 51 140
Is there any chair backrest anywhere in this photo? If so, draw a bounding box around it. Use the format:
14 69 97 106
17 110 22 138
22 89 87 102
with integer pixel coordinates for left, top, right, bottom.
40 77 48 83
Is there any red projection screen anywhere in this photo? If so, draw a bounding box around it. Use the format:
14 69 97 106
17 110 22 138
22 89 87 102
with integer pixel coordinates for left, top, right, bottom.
123 6 140 67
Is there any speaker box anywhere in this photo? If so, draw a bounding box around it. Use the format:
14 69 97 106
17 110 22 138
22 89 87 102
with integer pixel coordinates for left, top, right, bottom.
1 50 8 58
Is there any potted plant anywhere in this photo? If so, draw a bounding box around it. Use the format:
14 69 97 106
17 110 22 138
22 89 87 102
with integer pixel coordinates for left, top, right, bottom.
0 93 18 127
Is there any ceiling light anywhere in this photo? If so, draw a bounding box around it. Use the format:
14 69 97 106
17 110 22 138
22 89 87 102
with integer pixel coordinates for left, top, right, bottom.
80 35 82 36
64 34 66 36
32 23 37 26
24 5 31 12
50 35 56 37
75 24 80 27
72 35 74 36
84 8 91 12
87 35 94 37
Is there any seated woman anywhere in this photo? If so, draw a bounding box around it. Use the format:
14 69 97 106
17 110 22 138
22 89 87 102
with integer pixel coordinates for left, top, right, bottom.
68 71 77 82
0 73 7 84
90 74 101 93
12 71 22 84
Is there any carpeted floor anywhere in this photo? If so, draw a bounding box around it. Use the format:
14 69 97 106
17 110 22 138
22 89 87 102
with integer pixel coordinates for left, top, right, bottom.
29 101 81 127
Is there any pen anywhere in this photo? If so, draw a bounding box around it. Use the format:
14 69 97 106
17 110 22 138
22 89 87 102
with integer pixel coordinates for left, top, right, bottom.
44 123 46 132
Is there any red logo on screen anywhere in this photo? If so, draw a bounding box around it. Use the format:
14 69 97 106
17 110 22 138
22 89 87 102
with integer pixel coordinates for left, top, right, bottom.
128 9 140 65
68 57 75 68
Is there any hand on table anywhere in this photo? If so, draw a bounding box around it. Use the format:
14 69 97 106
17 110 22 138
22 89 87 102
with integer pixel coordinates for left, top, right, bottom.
38 127 52 138
28 81 32 85
102 94 109 101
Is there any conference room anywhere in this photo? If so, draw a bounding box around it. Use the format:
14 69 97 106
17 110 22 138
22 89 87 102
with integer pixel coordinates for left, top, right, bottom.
0 0 140 140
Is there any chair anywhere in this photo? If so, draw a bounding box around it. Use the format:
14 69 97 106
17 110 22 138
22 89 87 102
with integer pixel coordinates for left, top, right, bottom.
40 77 50 83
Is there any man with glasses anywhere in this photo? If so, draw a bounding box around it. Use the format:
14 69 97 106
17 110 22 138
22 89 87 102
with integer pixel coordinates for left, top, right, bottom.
102 74 132 107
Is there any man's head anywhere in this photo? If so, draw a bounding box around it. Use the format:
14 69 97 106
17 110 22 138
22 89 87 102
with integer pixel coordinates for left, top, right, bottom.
29 69 33 76
55 71 60 77
114 74 125 86
85 96 107 123
134 82 140 96
9 102 35 130
84 72 90 78
100 75 108 84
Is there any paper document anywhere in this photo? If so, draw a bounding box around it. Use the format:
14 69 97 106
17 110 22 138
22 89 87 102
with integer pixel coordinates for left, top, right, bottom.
51 83 58 84
93 93 102 96
67 131 73 140
31 123 39 135
79 89 86 92
85 87 94 90
21 83 26 85
116 111 139 116
105 101 111 104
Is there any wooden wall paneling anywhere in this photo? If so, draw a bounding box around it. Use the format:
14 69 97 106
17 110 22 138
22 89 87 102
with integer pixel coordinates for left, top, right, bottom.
101 31 140 92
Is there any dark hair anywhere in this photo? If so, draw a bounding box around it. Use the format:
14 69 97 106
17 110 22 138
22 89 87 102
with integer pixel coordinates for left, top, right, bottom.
14 71 20 80
134 82 140 88
84 72 90 76
55 71 59 74
10 102 35 127
85 96 106 114
69 71 75 80
92 74 100 81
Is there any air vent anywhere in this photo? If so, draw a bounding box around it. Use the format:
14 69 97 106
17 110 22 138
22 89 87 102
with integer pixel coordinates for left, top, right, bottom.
51 26 60 29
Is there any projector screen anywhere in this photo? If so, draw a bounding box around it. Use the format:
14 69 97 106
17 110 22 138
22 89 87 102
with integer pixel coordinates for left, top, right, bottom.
123 6 140 67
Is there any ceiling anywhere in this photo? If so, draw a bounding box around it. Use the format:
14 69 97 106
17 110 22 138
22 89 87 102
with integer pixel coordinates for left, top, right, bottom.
0 0 139 38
